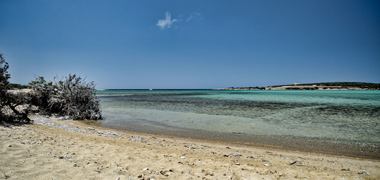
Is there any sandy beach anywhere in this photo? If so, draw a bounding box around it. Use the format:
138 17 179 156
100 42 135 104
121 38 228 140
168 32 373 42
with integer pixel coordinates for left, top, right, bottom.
1 116 379 180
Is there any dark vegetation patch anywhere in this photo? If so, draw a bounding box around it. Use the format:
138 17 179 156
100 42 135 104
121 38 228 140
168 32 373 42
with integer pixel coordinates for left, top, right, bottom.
0 53 102 124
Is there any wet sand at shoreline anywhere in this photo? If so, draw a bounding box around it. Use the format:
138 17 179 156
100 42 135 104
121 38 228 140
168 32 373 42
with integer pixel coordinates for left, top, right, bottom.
1 116 379 179
87 120 380 160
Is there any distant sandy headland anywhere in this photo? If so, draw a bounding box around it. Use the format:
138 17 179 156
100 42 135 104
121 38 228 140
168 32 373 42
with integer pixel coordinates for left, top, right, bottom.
220 82 380 90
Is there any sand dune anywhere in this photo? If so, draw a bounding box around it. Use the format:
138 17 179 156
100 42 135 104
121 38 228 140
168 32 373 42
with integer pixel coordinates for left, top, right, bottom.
1 116 379 180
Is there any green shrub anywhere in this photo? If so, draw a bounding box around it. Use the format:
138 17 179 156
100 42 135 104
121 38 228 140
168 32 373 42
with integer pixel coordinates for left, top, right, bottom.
30 74 102 120
1 52 102 123
0 53 31 123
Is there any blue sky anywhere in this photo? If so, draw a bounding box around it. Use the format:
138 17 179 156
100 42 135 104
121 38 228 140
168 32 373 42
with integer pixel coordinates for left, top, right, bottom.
1 0 379 89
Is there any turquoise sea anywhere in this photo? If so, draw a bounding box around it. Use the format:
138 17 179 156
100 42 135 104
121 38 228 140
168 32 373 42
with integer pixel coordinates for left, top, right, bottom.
92 89 380 158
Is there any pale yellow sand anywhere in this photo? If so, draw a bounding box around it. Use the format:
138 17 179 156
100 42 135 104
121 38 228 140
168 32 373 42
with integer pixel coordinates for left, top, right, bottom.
1 117 379 180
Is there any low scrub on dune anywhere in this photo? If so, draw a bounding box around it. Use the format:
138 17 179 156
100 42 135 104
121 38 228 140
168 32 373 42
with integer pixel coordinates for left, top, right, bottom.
0 53 102 124
29 74 102 120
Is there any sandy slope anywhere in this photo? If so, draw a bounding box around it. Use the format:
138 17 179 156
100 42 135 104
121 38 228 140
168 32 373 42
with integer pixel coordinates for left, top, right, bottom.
1 117 379 180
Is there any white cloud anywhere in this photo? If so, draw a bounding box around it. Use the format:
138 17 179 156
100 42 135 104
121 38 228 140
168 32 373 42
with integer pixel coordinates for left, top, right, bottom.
187 12 203 22
157 12 178 29
186 15 193 22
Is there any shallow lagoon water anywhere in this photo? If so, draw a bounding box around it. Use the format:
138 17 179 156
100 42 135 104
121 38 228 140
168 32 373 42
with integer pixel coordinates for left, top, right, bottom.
93 90 380 158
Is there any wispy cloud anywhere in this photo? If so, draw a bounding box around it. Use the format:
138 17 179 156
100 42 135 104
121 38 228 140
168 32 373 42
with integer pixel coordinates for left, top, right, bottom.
157 12 178 29
187 12 203 22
